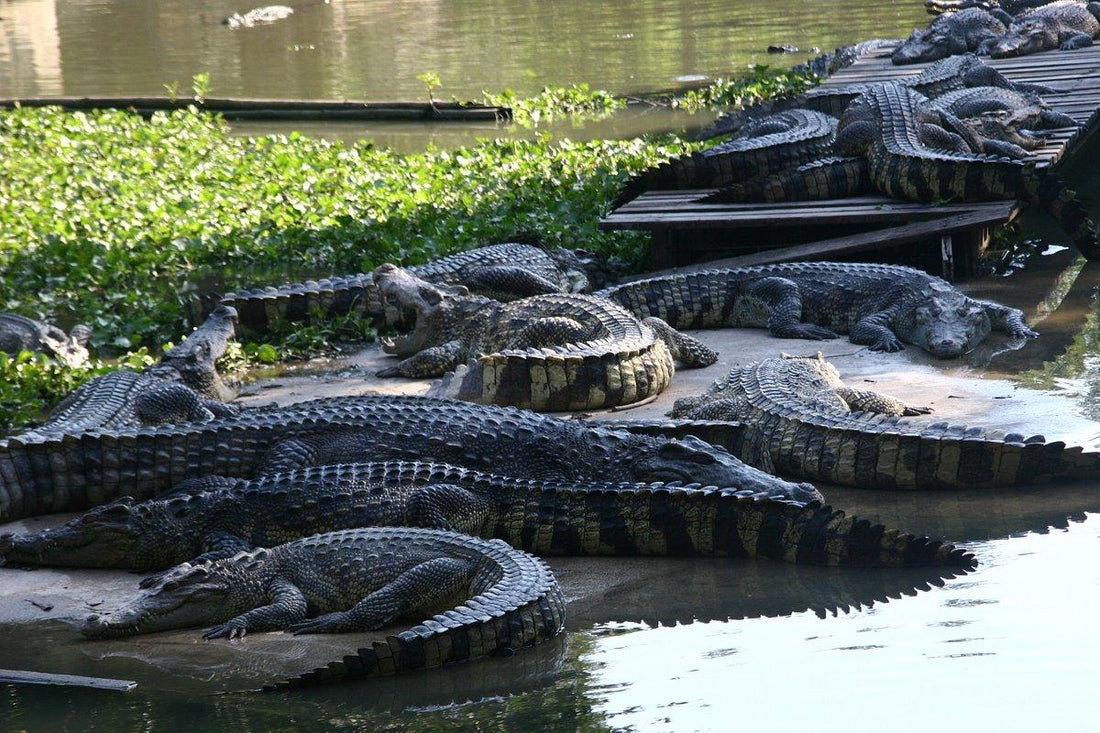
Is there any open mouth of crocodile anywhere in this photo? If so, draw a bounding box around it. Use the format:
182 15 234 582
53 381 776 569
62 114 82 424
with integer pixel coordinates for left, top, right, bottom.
378 292 431 356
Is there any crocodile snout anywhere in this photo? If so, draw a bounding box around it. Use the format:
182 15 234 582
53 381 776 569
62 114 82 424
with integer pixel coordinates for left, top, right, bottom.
930 337 966 358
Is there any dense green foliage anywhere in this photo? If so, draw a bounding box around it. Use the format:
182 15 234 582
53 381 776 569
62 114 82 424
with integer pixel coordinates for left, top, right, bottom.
0 106 692 429
671 66 821 112
483 84 624 125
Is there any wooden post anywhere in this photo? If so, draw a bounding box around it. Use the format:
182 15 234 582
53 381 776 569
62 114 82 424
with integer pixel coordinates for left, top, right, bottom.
648 229 675 270
940 235 955 281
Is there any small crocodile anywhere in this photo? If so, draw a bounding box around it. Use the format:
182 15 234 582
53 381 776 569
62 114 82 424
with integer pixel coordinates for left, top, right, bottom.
893 7 1014 63
989 0 1100 56
0 393 821 524
0 460 973 571
615 109 839 204
13 305 240 439
212 243 621 334
651 353 1100 490
373 264 716 411
0 314 91 368
80 527 566 690
596 262 1037 358
223 6 294 29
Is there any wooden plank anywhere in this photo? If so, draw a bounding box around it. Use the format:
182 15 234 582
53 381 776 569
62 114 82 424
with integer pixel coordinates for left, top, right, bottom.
0 96 510 122
670 208 1022 269
0 669 137 692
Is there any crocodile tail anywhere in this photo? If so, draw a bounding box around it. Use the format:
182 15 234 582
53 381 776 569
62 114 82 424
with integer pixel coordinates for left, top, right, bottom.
702 157 870 204
1029 172 1100 260
511 486 974 568
430 342 675 412
263 550 565 691
221 275 380 334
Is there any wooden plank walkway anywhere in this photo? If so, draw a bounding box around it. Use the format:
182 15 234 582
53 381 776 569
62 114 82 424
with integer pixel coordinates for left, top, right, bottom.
600 43 1100 277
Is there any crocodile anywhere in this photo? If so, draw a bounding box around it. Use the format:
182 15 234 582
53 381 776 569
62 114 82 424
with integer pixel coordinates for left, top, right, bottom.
614 109 839 205
0 460 974 572
14 305 240 439
893 7 1014 64
711 83 1099 259
929 85 1079 157
223 6 294 29
799 53 1056 119
926 0 1067 15
989 0 1100 56
210 243 622 335
80 527 567 690
0 393 822 524
0 314 91 368
596 262 1037 358
373 264 716 411
644 353 1100 490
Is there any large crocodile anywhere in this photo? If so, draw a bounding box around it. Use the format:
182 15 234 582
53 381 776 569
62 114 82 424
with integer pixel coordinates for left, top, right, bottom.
373 264 716 411
799 53 1056 119
80 527 567 690
0 460 973 571
893 7 1014 63
596 262 1037 358
211 243 621 334
639 353 1100 490
0 393 821 523
926 1 1064 15
989 0 1100 56
928 85 1080 157
614 109 839 205
0 314 91 368
710 83 1099 259
14 305 240 439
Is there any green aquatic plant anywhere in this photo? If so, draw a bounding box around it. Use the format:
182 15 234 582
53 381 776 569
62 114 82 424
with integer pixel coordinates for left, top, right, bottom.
483 84 624 126
672 65 820 112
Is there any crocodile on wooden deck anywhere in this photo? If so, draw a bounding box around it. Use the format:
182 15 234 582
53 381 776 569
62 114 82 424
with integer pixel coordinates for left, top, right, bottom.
602 42 1100 276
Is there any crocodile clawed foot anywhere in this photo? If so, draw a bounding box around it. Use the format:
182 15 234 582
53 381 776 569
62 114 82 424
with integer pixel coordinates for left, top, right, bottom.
903 405 934 416
792 324 840 341
870 338 904 353
288 612 352 635
204 622 248 640
1011 326 1040 340
375 366 402 378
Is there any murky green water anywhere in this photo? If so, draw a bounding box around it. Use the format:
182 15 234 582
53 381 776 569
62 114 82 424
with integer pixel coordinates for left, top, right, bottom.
1 0 926 100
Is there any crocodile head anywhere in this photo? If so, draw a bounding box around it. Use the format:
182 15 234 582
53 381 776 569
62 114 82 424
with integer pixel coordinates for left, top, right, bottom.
547 247 629 291
373 263 492 357
897 286 991 358
892 28 968 64
153 304 239 401
82 555 260 639
0 498 189 570
627 435 824 503
989 19 1058 57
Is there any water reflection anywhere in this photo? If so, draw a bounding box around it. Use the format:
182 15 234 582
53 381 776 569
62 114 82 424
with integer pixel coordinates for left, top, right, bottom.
0 0 927 100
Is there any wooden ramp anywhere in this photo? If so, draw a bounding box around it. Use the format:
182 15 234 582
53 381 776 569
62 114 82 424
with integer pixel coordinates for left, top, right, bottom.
601 43 1100 278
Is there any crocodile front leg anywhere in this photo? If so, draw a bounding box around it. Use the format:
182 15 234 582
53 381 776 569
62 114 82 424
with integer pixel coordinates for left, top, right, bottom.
1059 31 1094 51
745 278 841 340
204 577 309 639
288 557 476 634
835 387 932 416
407 484 492 534
983 302 1039 339
376 340 463 378
642 317 718 368
850 312 904 352
462 265 563 299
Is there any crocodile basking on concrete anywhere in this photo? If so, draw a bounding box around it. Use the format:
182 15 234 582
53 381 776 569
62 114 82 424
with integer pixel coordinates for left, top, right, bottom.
13 305 240 439
893 7 1014 64
989 0 1100 56
0 314 91 368
597 262 1037 358
210 243 621 335
0 460 973 572
639 353 1100 490
0 393 821 523
373 264 716 411
614 109 839 205
80 527 567 690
